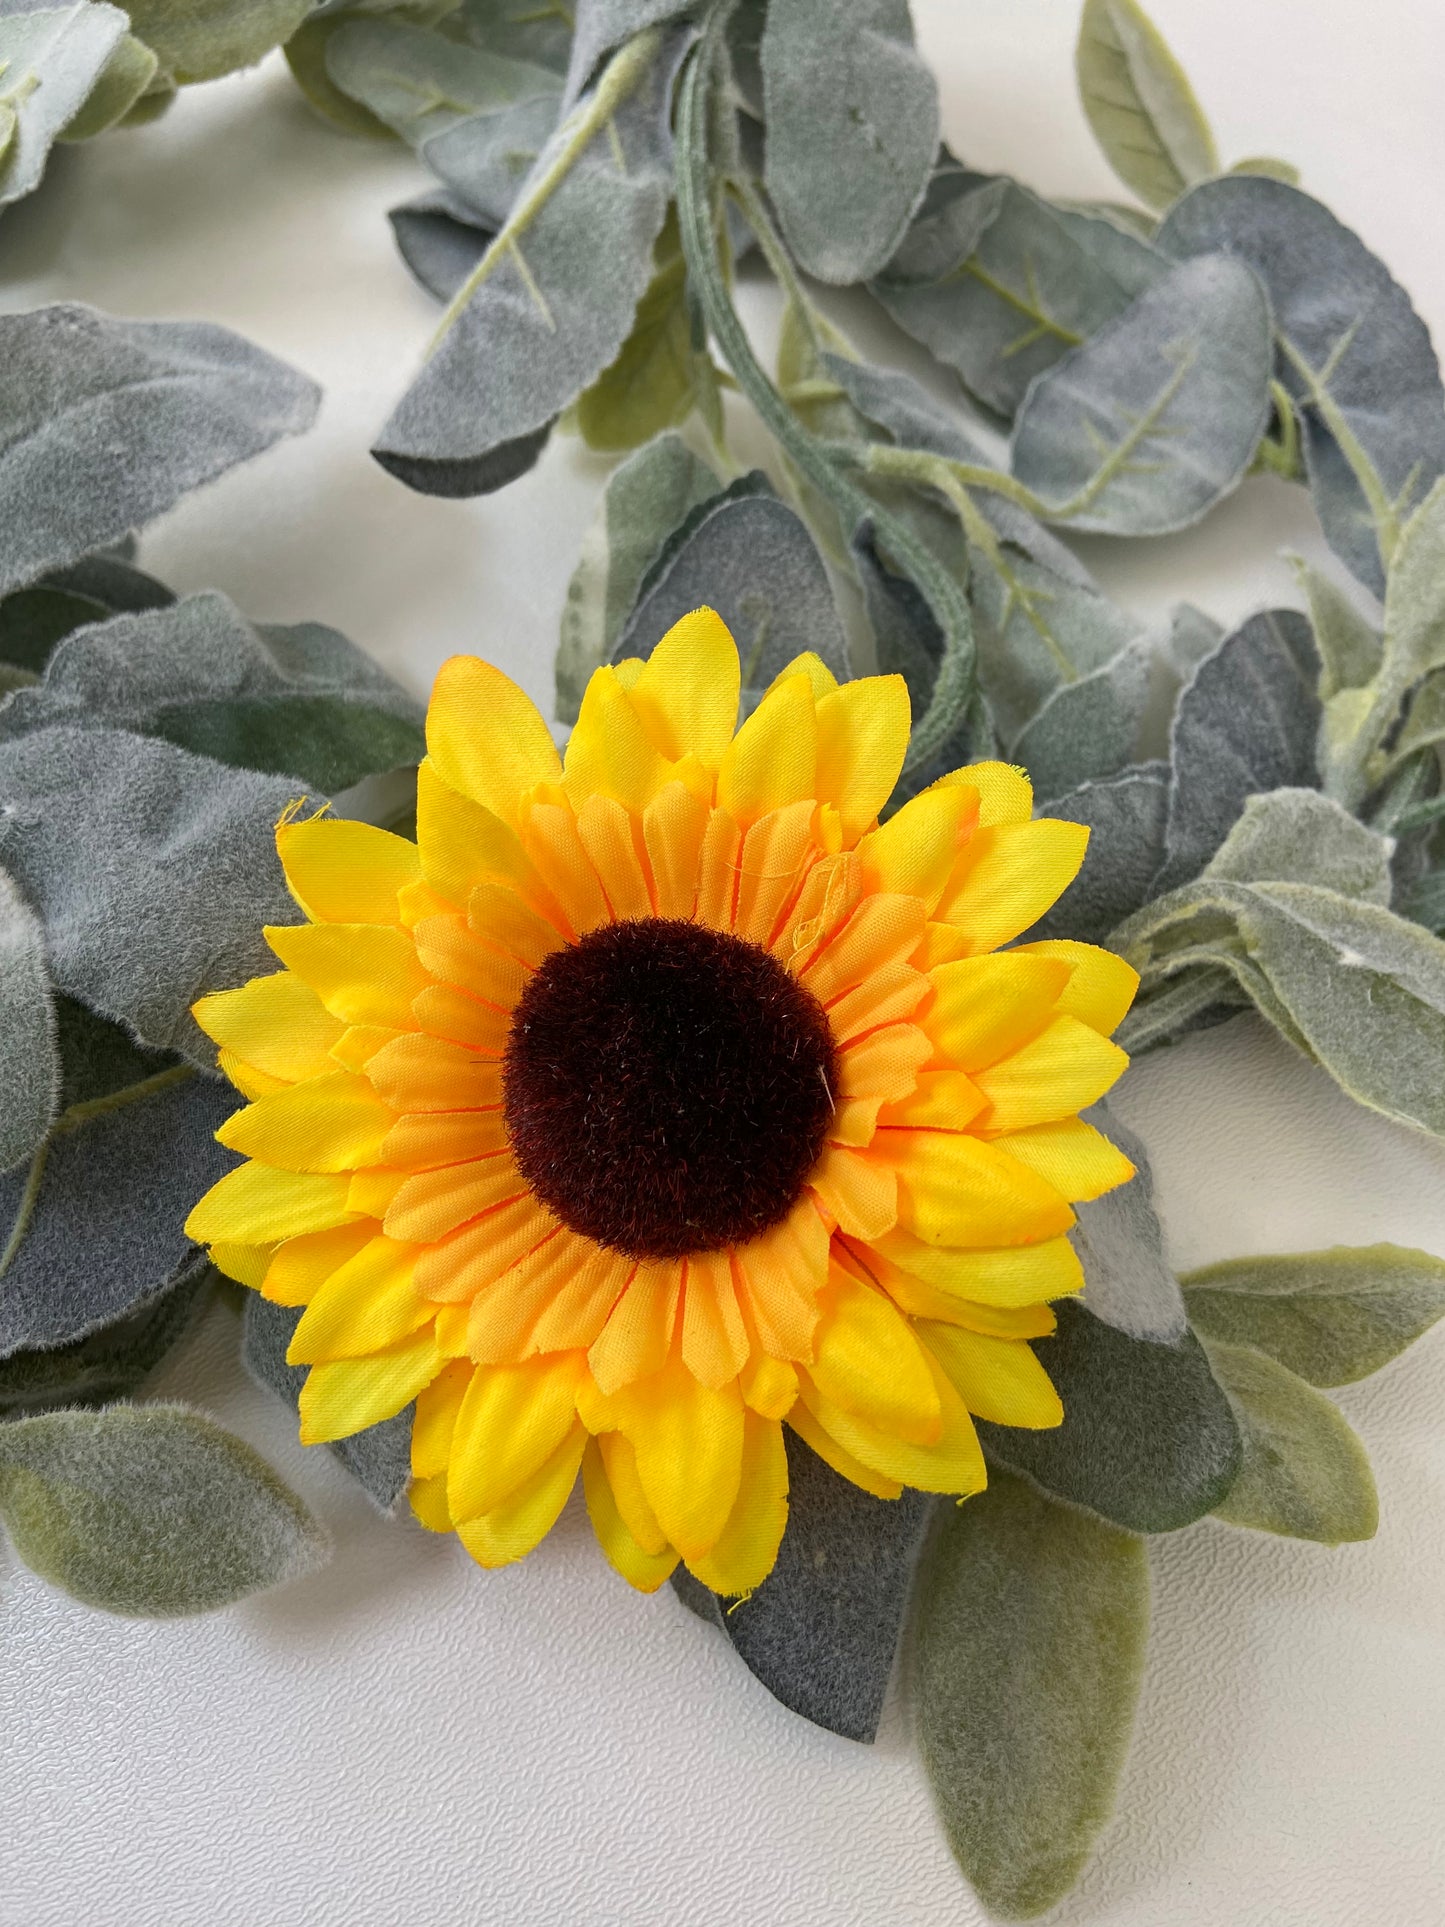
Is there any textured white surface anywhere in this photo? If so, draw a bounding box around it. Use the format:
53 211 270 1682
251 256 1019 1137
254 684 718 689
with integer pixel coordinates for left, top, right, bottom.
2 5 1445 1924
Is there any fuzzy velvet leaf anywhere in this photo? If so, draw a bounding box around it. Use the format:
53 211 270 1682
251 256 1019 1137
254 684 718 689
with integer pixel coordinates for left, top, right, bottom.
1206 789 1393 903
1159 176 1445 596
0 724 311 1063
1010 642 1150 801
760 0 937 285
1011 254 1273 535
0 864 58 1173
1203 1339 1378 1544
450 0 573 74
871 176 1165 419
976 1299 1241 1533
373 26 690 497
915 1468 1150 1921
1031 763 1170 945
0 2 127 207
59 30 159 140
1075 0 1218 211
672 1430 934 1743
616 476 850 695
324 17 558 146
0 305 319 598
0 1403 329 1615
0 590 425 791
389 189 496 302
561 0 694 105
1183 1244 1445 1386
1071 1104 1186 1342
422 92 562 227
121 0 314 84
557 430 719 724
243 1295 415 1510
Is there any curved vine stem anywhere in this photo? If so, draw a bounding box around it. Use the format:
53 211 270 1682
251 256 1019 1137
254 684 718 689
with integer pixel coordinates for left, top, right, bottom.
673 24 986 773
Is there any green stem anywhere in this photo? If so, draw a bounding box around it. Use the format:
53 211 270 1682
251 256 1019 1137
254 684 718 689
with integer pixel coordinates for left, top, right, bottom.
673 29 984 773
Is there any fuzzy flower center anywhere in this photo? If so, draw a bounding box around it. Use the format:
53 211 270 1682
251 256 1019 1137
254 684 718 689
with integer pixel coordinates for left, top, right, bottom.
501 918 839 1261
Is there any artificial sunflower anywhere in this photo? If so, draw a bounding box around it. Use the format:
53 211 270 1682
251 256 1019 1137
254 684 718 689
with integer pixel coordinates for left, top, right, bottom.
186 609 1136 1596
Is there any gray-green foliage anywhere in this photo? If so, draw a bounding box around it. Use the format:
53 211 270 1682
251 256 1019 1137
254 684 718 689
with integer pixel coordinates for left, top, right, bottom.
0 305 319 599
1010 254 1273 535
1008 642 1149 800
373 25 690 496
0 590 425 791
976 1301 1241 1533
243 1296 415 1510
1182 1244 1445 1387
0 865 58 1173
1033 763 1169 944
323 17 558 145
1160 177 1445 597
915 1469 1150 1921
673 1431 934 1744
0 1403 328 1615
1203 1340 1378 1544
1075 0 1218 211
58 32 159 142
422 92 561 224
0 3 126 209
0 724 311 1063
122 0 315 85
760 0 937 286
388 189 494 300
557 430 720 723
1071 1105 1186 1342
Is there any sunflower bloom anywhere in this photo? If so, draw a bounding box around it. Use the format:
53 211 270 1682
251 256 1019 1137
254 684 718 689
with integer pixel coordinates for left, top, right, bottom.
186 610 1136 1596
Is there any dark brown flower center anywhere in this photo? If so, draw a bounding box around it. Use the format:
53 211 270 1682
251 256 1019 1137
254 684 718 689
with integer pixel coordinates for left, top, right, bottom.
502 918 838 1261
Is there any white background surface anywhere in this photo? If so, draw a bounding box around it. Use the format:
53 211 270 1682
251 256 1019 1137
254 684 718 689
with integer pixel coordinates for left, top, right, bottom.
2 4 1445 1923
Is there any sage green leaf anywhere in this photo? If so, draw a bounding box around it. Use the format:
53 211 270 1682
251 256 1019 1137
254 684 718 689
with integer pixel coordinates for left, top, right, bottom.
972 551 1144 749
871 178 1166 419
1075 0 1218 212
422 92 561 225
37 549 175 617
0 865 58 1173
1071 1105 1186 1342
977 1301 1241 1533
1163 600 1224 683
556 430 719 725
1290 552 1382 699
1010 640 1150 800
915 1469 1149 1922
324 17 557 146
1231 156 1300 186
451 0 572 74
0 1403 328 1616
575 212 702 452
120 0 314 84
0 305 319 598
1155 609 1320 893
1011 254 1272 535
389 188 494 301
0 591 425 792
1182 1244 1445 1388
1159 177 1445 597
243 1295 414 1510
0 2 127 208
1202 1340 1378 1544
616 477 850 695
852 525 974 799
561 0 693 106
374 26 689 497
1206 789 1393 904
0 725 312 1063
0 1250 209 1418
670 1432 934 1744
1032 763 1169 944
760 0 937 285
284 10 399 140
1346 481 1445 786
58 30 157 142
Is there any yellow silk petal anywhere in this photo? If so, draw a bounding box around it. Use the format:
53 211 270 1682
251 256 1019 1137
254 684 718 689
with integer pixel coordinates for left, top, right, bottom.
766 650 838 701
863 1246 1059 1336
740 1352 799 1421
415 760 561 923
412 982 511 1056
798 1347 987 1494
472 1237 630 1363
286 1236 427 1364
583 1437 679 1591
576 792 653 921
468 881 568 968
414 1194 554 1302
409 1471 453 1532
693 805 742 931
785 1400 902 1500
265 923 430 1029
935 819 1090 953
456 1422 587 1569
588 1261 683 1395
596 1428 668 1557
686 1410 789 1596
872 1226 1084 1307
448 1351 587 1521
680 1249 750 1389
411 913 529 1011
518 801 612 934
813 675 911 840
925 953 1071 1070
932 760 1032 826
825 960 930 1042
878 1068 987 1132
808 1145 898 1240
624 1361 746 1562
218 1053 286 1101
1012 938 1139 1036
187 1163 357 1246
384 1155 526 1242
565 665 671 814
809 1263 941 1444
411 1358 473 1478
972 1016 1129 1132
732 801 818 947
298 1326 444 1443
329 1025 402 1073
838 1022 932 1103
857 783 975 910
193 971 345 1084
987 1117 1136 1203
209 1241 273 1289
626 607 740 766
261 1221 374 1307
427 656 562 825
881 1129 1075 1247
921 1321 1063 1429
216 1072 394 1173
716 672 817 826
365 1032 501 1113
643 780 709 919
380 1108 508 1173
277 816 421 925
803 894 926 1005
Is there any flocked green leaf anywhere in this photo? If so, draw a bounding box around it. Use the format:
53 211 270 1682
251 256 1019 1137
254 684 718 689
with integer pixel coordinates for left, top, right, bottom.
1075 0 1218 212
121 0 315 84
0 864 58 1173
323 15 558 145
0 2 127 209
57 29 158 142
